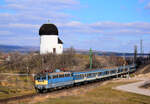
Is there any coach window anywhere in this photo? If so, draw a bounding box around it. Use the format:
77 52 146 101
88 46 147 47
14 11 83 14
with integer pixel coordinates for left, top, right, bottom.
98 72 101 76
66 74 70 77
90 73 92 77
89 73 91 77
59 74 62 78
65 74 68 77
53 75 55 79
53 75 58 79
78 75 80 78
48 75 51 79
106 71 109 75
111 71 114 74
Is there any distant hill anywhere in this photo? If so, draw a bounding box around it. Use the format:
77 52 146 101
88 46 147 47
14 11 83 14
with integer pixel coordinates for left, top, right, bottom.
0 44 149 57
0 45 39 53
73 49 149 57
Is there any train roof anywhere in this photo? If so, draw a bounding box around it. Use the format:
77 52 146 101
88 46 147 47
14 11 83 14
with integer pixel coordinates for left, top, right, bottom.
35 65 135 76
47 72 71 76
73 68 116 75
35 71 71 77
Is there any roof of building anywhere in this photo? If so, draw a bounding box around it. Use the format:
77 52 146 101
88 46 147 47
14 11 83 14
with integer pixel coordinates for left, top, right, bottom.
58 38 63 44
39 23 58 35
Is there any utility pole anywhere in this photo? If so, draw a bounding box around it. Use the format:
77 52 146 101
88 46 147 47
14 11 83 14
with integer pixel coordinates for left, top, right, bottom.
134 45 137 65
140 39 143 57
123 53 126 66
89 48 93 69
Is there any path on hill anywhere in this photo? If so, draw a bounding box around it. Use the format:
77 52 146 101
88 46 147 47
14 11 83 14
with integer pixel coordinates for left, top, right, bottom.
115 78 150 96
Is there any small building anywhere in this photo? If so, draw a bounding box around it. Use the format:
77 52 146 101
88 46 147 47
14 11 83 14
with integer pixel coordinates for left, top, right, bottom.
39 23 63 54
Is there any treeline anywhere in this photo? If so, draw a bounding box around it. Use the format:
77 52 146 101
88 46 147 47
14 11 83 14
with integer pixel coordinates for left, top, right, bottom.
0 48 126 73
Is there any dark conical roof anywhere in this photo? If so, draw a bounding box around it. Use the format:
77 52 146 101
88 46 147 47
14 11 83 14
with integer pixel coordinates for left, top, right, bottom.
58 38 63 44
39 23 58 35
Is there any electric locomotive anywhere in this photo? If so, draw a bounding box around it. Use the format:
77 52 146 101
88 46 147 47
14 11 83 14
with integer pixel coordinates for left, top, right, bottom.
34 71 73 92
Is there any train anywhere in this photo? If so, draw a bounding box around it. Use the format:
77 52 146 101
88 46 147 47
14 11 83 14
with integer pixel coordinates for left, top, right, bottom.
34 65 136 93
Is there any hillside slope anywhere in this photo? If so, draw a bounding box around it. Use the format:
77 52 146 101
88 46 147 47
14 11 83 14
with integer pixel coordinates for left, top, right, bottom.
137 64 150 74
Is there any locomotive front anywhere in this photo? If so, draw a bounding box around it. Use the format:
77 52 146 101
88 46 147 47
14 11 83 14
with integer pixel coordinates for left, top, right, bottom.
34 74 48 92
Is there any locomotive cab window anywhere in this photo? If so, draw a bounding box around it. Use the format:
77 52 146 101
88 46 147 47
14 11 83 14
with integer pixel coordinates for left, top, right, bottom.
59 74 64 78
35 76 40 80
42 76 46 80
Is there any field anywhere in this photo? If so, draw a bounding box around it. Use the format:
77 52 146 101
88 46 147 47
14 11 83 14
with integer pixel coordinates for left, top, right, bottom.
10 79 149 104
0 75 35 99
35 81 150 104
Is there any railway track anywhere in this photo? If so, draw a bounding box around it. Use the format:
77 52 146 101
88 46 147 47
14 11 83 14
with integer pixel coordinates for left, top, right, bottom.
0 79 108 104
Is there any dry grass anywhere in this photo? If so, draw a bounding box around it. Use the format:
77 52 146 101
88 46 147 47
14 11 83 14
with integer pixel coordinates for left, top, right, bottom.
136 64 150 74
30 80 150 104
0 75 35 99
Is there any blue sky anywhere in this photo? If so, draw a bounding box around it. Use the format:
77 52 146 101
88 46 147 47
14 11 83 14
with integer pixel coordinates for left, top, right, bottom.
0 0 150 53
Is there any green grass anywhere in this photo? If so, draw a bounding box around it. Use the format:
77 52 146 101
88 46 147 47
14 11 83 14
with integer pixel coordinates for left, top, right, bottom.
35 81 150 104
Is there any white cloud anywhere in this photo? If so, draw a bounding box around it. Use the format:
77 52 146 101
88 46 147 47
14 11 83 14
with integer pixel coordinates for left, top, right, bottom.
0 31 12 35
8 23 40 29
145 2 150 9
57 21 150 35
139 0 145 3
2 0 79 11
